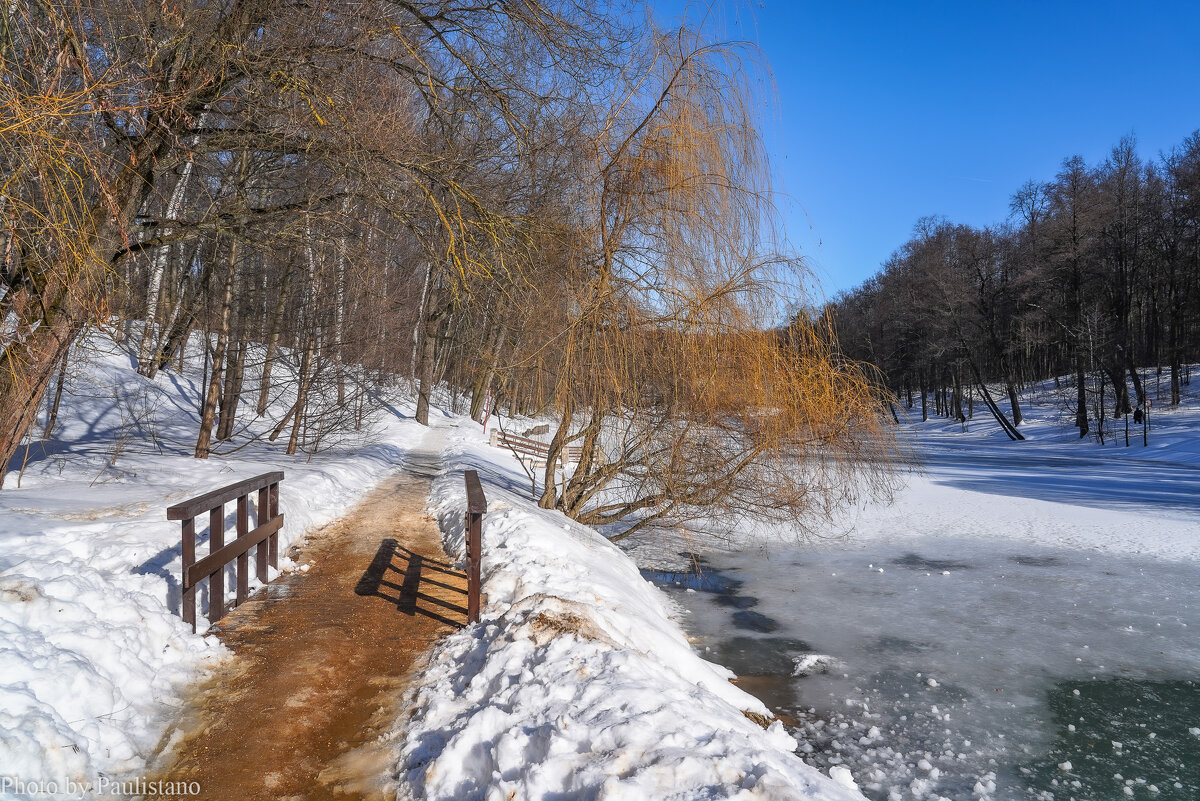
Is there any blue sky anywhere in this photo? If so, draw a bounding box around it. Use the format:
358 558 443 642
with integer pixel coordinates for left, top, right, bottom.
651 1 1200 297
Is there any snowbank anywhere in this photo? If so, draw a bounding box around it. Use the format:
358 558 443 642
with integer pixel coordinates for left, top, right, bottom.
0 333 428 791
390 422 867 801
2 332 869 800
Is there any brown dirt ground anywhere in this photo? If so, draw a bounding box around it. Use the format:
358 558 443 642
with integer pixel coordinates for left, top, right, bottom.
147 467 465 801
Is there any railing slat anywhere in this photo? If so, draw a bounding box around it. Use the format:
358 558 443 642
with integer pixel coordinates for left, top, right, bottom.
182 517 196 631
209 506 224 624
268 482 279 568
490 430 581 464
186 516 284 587
236 494 249 604
167 471 284 520
256 487 270 582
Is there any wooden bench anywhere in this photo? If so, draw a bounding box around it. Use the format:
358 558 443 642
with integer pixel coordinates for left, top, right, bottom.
489 429 582 467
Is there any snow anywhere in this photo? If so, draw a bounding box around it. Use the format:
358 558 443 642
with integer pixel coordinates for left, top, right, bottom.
623 372 1200 801
5 333 1198 801
389 421 869 800
1 332 869 800
0 333 428 791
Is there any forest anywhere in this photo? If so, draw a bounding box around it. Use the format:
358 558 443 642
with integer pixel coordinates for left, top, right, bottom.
830 133 1200 441
0 0 897 533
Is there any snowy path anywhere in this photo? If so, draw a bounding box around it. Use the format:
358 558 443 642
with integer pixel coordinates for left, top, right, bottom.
147 435 466 800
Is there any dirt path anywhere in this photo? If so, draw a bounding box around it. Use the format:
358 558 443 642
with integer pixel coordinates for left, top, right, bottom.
150 447 463 801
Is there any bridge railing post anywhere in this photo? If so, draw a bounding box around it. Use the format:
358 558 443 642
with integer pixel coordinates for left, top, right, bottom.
463 470 487 624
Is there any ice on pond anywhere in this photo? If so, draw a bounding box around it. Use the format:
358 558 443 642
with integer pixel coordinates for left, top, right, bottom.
647 537 1200 801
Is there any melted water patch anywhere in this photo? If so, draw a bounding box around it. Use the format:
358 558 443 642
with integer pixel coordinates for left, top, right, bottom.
1018 678 1200 799
891 552 973 571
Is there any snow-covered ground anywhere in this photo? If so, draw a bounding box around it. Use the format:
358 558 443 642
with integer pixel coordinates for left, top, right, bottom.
0 333 430 794
0 333 870 800
387 421 868 801
4 335 1197 801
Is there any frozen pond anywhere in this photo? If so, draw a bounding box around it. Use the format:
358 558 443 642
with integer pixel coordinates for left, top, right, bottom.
646 539 1200 801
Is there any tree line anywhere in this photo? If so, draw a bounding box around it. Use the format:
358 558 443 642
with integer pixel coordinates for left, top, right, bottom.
831 133 1200 441
1 1 898 535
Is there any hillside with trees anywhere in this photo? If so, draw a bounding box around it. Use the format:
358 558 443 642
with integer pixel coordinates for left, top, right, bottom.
830 133 1200 441
1 0 897 533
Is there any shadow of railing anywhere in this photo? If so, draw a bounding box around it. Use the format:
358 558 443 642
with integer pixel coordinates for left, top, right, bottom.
355 538 468 628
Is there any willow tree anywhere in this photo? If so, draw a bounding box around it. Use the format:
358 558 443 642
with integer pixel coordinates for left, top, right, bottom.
516 26 900 538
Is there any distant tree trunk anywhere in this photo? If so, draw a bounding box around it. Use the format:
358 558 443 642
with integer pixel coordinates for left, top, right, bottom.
1075 363 1089 438
415 292 443 427
1005 379 1022 426
410 260 433 392
256 267 294 416
215 338 245 441
470 322 507 422
287 335 315 456
1106 363 1130 418
195 242 237 459
41 347 70 439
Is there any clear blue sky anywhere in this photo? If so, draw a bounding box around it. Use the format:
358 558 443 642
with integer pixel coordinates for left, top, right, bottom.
651 1 1200 297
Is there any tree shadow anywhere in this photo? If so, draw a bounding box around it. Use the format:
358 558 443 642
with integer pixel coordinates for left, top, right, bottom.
354 538 468 628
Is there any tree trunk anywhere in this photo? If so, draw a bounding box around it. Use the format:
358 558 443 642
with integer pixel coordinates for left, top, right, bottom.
257 267 294 416
286 336 315 456
1075 363 1089 438
40 346 71 440
1106 363 1130 418
0 282 89 487
216 338 245 441
195 241 237 459
470 322 508 422
1005 378 1022 427
415 300 441 427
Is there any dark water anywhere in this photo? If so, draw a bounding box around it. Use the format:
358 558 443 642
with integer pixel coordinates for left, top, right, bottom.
1019 679 1200 799
642 543 1200 801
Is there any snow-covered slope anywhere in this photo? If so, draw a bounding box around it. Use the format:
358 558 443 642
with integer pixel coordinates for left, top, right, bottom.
390 422 868 800
0 333 429 790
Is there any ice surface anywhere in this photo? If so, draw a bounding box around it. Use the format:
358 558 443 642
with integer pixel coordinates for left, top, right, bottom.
633 373 1200 801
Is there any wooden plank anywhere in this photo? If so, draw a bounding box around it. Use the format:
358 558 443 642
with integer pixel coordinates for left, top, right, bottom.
208 506 224 623
236 494 249 604
464 470 487 514
268 483 279 569
188 516 284 587
181 517 196 632
466 511 481 624
167 471 284 520
255 487 269 582
464 471 486 624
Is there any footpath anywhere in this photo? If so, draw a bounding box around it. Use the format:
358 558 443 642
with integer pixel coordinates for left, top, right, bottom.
149 443 463 801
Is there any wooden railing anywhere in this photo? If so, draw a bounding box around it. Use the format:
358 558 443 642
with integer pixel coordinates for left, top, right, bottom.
167 472 284 632
489 429 582 465
463 470 486 624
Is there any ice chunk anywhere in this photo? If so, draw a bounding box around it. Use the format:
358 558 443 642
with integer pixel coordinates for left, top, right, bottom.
828 765 859 790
